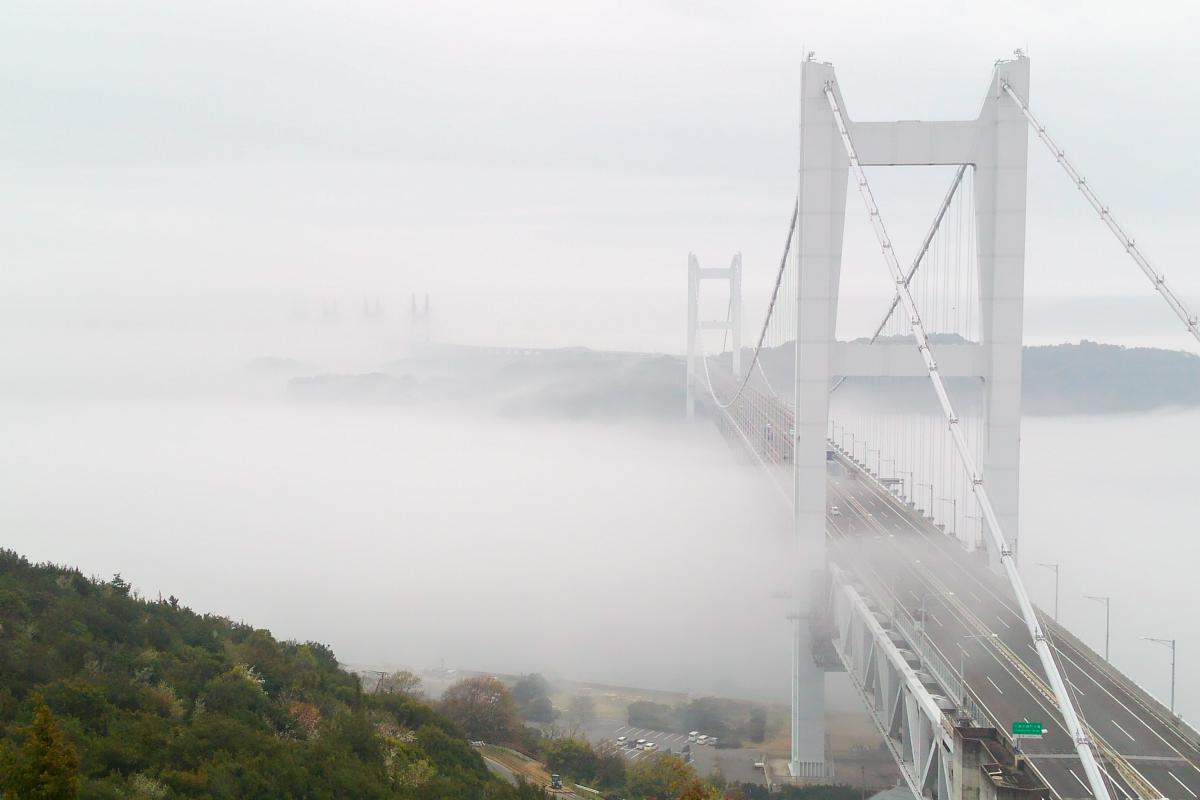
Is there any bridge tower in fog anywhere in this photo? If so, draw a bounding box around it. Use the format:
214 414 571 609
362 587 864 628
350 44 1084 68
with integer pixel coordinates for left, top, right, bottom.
793 53 1031 579
410 292 431 342
792 52 1030 779
691 51 1200 800
685 253 742 418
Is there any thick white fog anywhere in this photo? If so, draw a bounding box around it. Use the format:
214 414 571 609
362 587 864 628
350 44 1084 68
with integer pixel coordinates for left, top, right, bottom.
1021 410 1200 721
2 317 1198 719
2 0 1199 739
0 324 800 702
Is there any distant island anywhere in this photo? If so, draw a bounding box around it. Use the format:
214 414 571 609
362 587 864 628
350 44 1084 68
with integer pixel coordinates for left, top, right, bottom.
276 340 1200 418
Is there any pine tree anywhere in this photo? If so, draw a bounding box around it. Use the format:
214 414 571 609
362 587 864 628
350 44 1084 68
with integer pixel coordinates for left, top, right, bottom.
6 696 81 800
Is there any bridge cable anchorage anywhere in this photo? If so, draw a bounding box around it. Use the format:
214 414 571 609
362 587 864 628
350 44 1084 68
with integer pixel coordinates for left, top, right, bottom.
705 201 798 409
830 164 969 395
822 81 1116 800
1001 81 1200 347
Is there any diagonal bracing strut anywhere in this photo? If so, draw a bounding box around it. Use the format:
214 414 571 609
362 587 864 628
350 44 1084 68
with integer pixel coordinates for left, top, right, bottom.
821 82 1116 800
1002 81 1200 346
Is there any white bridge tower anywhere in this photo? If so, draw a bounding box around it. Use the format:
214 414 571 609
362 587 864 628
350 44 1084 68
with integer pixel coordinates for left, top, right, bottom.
686 253 742 418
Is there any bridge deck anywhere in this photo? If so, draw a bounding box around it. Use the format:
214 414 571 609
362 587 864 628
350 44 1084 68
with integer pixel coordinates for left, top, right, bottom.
827 451 1200 800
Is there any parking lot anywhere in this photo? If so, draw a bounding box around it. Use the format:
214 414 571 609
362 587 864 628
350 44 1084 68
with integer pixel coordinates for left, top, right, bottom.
609 726 692 760
583 722 766 786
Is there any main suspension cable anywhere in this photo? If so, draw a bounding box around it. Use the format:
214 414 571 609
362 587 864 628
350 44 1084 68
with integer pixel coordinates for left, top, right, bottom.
823 81 1114 800
1002 81 1200 346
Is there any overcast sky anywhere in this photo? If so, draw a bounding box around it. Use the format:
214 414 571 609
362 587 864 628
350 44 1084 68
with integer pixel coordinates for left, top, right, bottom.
2 1 1198 352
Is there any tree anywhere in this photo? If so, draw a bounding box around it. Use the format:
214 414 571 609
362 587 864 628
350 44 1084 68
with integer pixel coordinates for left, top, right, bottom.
5 696 81 800
377 670 423 697
541 737 596 781
591 741 627 789
679 698 732 739
625 752 696 800
677 779 722 800
626 700 674 731
512 674 552 705
566 694 595 729
440 676 522 745
523 695 557 723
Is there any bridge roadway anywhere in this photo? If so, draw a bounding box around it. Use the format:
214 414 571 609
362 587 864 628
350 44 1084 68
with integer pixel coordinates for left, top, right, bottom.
824 452 1200 800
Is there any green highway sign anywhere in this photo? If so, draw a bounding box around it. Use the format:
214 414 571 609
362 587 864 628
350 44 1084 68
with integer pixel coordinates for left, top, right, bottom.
1011 721 1045 737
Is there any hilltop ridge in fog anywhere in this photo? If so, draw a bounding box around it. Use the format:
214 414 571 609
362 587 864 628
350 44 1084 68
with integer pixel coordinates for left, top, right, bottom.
282 340 1200 418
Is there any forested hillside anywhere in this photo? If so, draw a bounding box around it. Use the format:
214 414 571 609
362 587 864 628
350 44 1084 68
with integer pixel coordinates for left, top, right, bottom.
0 549 545 799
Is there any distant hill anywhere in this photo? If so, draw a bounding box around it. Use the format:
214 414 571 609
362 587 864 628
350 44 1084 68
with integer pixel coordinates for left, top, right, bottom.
1023 340 1200 414
282 340 1200 418
747 339 1200 416
0 550 545 799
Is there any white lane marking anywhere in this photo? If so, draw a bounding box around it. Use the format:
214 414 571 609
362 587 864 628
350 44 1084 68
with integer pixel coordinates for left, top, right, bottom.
1050 646 1185 758
616 726 630 734
986 675 1004 694
1111 720 1135 742
1100 766 1135 800
928 612 944 627
996 616 1011 629
1067 679 1086 696
1171 771 1200 798
1069 768 1092 796
968 590 983 604
847 478 1193 796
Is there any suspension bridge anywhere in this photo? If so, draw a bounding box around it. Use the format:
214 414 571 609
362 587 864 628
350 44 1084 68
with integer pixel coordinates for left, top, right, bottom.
687 53 1200 800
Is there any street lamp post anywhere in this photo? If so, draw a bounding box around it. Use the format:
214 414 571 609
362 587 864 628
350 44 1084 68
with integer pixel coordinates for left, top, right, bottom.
1084 595 1111 661
914 482 934 516
898 470 913 503
1142 636 1177 713
965 514 983 550
1037 562 1060 621
940 497 958 537
866 448 880 475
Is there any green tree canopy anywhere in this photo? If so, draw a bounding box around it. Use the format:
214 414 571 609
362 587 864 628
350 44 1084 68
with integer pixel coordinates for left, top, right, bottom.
439 676 522 746
4 695 81 800
625 752 698 800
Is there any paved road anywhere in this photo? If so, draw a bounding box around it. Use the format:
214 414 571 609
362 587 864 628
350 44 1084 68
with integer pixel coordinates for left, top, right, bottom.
826 453 1200 800
480 752 581 799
